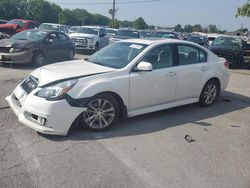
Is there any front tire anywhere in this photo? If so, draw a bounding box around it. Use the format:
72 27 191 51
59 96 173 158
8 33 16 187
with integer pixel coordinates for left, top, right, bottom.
68 49 75 60
199 80 219 107
82 94 120 131
94 43 99 52
33 51 45 67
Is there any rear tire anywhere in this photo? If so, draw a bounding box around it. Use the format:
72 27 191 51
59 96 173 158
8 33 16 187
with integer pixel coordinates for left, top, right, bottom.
82 93 120 131
199 80 219 107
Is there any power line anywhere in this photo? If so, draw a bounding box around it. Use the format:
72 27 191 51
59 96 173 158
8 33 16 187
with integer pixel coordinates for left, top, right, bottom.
58 0 160 6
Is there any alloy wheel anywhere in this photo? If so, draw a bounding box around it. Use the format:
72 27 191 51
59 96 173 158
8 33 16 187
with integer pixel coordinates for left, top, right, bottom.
83 98 115 129
203 83 217 105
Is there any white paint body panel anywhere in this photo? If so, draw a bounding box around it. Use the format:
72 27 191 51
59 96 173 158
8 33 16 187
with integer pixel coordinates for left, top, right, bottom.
6 39 230 135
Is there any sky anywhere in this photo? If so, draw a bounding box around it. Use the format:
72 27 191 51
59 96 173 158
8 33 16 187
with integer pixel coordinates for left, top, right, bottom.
48 0 250 31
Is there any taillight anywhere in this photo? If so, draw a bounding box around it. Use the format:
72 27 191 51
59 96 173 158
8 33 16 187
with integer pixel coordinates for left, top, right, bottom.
224 61 230 69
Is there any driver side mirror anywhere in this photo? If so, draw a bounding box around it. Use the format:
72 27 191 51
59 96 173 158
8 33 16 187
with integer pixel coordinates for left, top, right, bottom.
45 38 53 44
136 61 153 71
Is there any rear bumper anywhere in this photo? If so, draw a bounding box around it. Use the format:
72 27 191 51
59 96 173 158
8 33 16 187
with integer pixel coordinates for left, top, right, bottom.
0 51 32 64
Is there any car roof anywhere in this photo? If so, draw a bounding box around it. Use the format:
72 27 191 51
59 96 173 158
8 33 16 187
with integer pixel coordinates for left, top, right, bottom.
81 26 104 29
10 19 39 23
123 38 210 49
26 29 67 35
40 23 67 27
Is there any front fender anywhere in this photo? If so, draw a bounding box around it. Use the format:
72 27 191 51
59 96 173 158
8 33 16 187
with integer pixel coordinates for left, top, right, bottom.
67 75 130 107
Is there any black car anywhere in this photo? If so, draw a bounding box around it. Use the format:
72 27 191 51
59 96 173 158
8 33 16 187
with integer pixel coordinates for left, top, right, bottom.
187 34 209 48
209 36 245 68
0 29 75 66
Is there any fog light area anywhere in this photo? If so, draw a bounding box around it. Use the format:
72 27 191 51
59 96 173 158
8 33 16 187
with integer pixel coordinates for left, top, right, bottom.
24 111 49 127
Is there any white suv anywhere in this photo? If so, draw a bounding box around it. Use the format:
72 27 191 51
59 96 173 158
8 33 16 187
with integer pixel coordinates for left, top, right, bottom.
6 39 230 135
69 26 108 51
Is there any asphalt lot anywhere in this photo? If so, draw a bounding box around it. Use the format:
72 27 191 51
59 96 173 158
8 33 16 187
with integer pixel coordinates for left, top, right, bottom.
0 53 250 188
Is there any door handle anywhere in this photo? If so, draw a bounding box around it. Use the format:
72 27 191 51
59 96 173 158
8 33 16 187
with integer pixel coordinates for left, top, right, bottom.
201 66 208 71
167 72 176 77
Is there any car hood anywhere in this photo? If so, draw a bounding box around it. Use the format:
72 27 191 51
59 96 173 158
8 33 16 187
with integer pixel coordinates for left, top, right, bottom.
69 33 97 39
0 39 36 49
0 24 18 29
30 59 116 86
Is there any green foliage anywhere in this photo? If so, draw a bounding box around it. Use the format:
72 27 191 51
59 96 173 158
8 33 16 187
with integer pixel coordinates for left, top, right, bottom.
237 1 250 17
25 0 61 23
119 20 133 28
133 17 148 30
0 0 26 20
174 24 182 32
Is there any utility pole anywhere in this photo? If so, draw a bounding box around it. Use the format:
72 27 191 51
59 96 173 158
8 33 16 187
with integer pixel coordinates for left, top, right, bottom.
112 0 115 28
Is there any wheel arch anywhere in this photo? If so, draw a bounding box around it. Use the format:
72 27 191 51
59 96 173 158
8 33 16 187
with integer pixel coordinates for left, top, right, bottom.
202 77 221 96
93 91 128 120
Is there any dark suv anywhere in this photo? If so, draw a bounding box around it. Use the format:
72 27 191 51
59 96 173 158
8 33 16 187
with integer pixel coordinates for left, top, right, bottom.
209 36 246 68
0 19 40 36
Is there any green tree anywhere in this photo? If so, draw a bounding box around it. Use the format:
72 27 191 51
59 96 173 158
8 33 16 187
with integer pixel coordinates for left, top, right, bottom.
183 25 193 33
119 20 133 28
0 0 26 20
207 24 219 33
133 17 148 30
25 0 61 23
174 24 182 32
237 1 250 17
192 24 202 32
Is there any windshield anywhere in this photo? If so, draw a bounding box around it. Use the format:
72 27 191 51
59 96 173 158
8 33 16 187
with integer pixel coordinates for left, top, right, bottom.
86 42 148 68
7 20 26 27
11 30 48 41
75 27 98 35
211 37 242 50
39 24 59 31
107 29 117 36
152 32 177 39
117 30 139 38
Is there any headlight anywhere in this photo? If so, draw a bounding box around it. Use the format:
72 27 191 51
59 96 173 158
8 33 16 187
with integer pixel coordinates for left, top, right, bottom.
37 79 78 100
9 48 24 53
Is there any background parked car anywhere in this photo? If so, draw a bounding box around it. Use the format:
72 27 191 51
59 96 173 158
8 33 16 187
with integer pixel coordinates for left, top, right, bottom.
69 26 81 34
38 23 69 34
207 33 221 46
151 31 179 39
209 36 245 68
106 28 118 37
0 20 8 24
0 29 75 66
109 29 139 43
139 30 151 38
69 26 108 51
243 41 250 68
187 34 209 48
0 19 40 36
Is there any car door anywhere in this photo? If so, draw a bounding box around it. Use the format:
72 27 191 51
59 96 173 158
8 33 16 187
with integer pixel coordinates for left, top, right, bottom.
129 45 177 111
44 32 61 61
174 44 211 100
57 33 71 59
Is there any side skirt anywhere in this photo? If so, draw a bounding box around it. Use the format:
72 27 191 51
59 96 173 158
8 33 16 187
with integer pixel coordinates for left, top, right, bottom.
127 98 199 118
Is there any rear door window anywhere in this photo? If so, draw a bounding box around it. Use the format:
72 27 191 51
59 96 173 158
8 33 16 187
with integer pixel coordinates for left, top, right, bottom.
177 45 207 65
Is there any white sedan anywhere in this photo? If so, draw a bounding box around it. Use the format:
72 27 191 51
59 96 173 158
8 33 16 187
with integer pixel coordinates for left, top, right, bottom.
6 39 230 135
